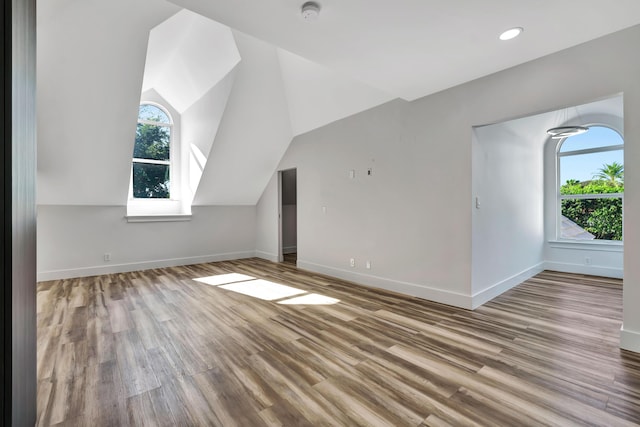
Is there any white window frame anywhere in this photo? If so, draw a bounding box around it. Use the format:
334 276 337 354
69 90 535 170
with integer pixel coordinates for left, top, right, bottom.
130 102 174 200
127 101 191 221
555 125 624 243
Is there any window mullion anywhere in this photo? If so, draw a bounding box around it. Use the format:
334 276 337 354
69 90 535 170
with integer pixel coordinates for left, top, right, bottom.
138 119 172 127
560 193 623 200
133 158 170 166
558 144 623 157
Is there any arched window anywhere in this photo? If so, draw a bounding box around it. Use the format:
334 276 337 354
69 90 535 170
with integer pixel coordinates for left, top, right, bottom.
557 126 623 241
132 104 172 199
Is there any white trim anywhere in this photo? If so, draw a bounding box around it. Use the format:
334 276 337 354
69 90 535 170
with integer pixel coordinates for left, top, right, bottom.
37 251 255 282
255 251 279 262
559 193 623 200
132 158 170 166
126 214 192 223
548 240 623 252
297 259 472 309
138 119 171 127
558 144 623 157
471 263 545 309
620 326 640 353
542 261 623 279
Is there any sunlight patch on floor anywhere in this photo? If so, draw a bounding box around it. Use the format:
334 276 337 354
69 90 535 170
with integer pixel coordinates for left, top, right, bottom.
219 279 307 301
193 273 341 305
193 273 255 286
278 293 340 305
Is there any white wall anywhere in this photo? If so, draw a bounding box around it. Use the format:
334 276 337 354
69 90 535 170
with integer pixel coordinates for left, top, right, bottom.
261 99 475 308
471 117 547 307
256 24 640 337
37 205 256 281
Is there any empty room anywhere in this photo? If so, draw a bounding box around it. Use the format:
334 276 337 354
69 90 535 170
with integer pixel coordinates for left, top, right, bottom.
4 0 640 425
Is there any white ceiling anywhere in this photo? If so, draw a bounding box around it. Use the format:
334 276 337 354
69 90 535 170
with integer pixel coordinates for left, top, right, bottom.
142 10 240 113
168 0 640 101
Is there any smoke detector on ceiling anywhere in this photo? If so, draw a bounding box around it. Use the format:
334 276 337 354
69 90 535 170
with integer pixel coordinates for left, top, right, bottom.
301 2 321 21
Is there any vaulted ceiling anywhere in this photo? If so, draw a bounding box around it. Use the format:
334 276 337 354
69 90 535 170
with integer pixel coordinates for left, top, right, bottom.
36 0 640 206
168 0 640 100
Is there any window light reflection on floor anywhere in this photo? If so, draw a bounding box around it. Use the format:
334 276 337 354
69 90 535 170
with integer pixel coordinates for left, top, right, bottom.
219 279 306 301
277 293 340 305
192 273 341 305
193 273 255 286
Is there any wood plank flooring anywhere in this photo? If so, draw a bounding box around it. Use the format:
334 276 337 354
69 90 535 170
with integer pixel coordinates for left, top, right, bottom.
36 259 640 426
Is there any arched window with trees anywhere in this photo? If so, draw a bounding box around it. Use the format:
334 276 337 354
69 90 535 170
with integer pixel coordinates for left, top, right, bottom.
557 125 623 241
132 103 172 199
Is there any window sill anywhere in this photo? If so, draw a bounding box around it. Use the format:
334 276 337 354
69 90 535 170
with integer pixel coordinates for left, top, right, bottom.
548 240 623 252
126 214 192 223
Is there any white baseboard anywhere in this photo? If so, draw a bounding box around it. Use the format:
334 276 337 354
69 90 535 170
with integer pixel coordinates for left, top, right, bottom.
620 326 640 353
282 246 297 255
471 263 545 309
255 251 279 262
37 251 256 282
297 259 472 309
543 261 623 279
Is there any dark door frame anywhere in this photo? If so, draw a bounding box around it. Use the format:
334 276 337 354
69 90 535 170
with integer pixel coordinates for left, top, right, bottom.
1 0 12 422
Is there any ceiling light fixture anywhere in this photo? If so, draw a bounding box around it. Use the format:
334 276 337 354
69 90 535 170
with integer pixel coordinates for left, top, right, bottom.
499 27 523 41
547 105 589 139
546 126 589 139
301 1 321 21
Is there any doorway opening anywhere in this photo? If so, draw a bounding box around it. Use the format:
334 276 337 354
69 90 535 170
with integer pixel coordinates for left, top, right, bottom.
279 168 297 265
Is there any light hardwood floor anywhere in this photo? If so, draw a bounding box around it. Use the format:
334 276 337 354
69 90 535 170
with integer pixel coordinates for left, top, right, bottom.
36 259 640 426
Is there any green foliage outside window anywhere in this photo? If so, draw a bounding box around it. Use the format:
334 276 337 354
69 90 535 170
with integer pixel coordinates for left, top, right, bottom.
560 170 623 241
133 113 171 199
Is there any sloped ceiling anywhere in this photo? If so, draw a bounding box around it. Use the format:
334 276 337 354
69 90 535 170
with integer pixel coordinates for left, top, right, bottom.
37 0 181 205
37 0 397 206
37 0 637 207
165 0 640 101
193 31 293 205
277 49 394 136
183 69 236 201
141 10 240 114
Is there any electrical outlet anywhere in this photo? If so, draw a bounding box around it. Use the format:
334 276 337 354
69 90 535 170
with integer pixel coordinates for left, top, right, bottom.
104 253 111 262
350 258 355 268
366 260 371 269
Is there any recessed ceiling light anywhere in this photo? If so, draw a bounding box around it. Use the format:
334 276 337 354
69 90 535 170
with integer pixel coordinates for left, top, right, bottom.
499 27 523 41
301 2 321 21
